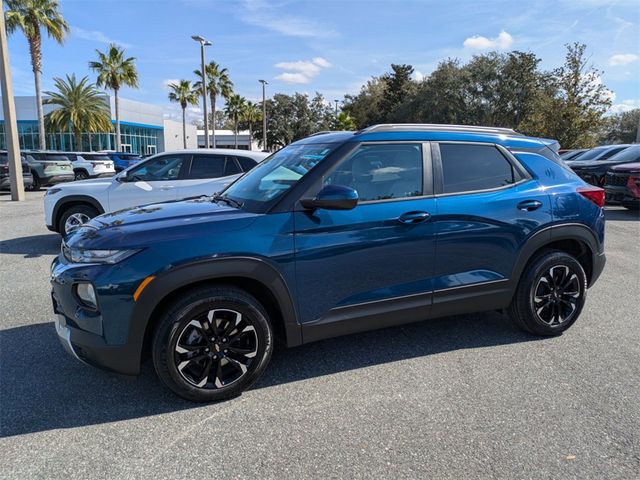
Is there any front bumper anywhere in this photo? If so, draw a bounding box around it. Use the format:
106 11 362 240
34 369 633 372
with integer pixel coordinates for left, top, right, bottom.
0 176 33 189
605 185 640 206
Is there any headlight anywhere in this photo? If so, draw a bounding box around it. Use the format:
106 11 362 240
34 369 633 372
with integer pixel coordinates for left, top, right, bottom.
75 282 97 309
64 247 139 264
46 188 62 195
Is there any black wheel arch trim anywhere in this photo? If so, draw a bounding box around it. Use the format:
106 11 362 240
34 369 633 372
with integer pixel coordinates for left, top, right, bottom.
128 256 302 372
53 195 105 232
511 222 602 291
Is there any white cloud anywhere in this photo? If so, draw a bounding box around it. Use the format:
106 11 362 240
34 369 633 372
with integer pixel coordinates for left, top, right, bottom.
274 57 332 84
72 26 132 49
609 99 640 115
162 79 181 90
412 70 425 82
239 0 337 38
463 30 513 50
608 53 639 66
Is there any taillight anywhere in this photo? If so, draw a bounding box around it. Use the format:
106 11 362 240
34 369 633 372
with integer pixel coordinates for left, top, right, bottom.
577 186 605 207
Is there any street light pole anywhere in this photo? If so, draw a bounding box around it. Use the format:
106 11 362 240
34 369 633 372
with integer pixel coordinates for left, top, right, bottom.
334 99 339 115
192 35 212 148
0 10 24 201
259 79 268 151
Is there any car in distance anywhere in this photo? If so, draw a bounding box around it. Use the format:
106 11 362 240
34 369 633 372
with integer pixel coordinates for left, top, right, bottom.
0 152 33 190
63 152 116 180
604 161 640 210
570 144 640 186
45 148 268 235
565 144 631 167
104 152 142 172
560 149 587 161
51 124 607 402
22 151 74 190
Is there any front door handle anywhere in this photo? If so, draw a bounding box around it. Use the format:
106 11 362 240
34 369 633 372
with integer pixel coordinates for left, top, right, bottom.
517 200 542 211
398 211 431 224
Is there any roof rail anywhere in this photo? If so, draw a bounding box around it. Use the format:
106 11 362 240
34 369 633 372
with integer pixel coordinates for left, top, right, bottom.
308 130 334 137
356 123 522 136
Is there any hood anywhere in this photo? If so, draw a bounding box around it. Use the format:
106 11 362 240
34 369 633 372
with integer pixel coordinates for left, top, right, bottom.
66 196 258 249
611 162 640 173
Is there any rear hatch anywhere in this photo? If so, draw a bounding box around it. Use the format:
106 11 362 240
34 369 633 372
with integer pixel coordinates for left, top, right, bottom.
0 154 31 175
28 153 74 174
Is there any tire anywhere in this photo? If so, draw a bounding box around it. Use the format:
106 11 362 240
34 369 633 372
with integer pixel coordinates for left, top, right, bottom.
31 174 41 191
58 204 99 235
74 170 89 181
152 285 274 402
508 249 587 336
623 204 640 211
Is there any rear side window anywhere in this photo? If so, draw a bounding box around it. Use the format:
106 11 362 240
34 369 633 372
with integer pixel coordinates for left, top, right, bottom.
236 156 258 172
439 143 520 194
188 155 240 179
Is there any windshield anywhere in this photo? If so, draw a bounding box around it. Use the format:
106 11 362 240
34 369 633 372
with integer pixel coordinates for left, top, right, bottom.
222 143 335 210
576 147 609 161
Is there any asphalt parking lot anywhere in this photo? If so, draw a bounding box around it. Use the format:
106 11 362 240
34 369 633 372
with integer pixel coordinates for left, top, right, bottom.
1 191 639 479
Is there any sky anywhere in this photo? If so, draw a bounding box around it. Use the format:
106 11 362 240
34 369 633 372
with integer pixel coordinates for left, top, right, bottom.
5 0 640 123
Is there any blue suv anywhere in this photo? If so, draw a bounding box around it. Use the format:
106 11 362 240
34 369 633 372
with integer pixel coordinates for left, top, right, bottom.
51 124 606 402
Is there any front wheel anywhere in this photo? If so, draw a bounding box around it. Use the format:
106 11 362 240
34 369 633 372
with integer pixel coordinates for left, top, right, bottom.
74 170 89 181
31 174 41 191
152 286 273 402
58 204 99 235
508 250 587 336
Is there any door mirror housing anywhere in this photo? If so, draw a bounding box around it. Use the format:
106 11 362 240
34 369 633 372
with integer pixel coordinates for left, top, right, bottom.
300 184 358 211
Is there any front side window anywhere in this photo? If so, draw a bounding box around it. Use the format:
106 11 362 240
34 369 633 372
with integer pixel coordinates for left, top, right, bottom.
324 143 423 201
127 154 188 181
440 143 519 194
222 143 335 209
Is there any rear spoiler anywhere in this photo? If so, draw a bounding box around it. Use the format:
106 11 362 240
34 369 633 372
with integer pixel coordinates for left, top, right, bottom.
538 137 560 152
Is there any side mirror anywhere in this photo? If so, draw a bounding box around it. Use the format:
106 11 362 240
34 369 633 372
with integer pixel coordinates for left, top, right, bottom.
300 184 358 211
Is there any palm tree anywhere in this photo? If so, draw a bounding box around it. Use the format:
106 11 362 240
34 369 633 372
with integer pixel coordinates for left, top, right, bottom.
43 74 112 151
88 44 138 153
335 112 357 131
167 80 199 149
224 94 246 149
5 0 69 150
241 102 262 150
194 61 233 148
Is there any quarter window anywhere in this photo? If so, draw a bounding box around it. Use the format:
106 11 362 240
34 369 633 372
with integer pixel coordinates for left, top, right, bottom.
439 144 520 194
235 156 258 172
324 143 423 202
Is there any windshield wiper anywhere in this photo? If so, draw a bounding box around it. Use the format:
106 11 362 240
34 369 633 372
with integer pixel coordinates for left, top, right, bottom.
212 194 243 208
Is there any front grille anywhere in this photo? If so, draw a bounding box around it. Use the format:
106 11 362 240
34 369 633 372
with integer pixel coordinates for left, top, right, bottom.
605 172 629 187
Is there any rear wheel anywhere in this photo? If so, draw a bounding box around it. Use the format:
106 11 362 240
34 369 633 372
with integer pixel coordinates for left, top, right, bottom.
58 204 99 235
152 285 273 402
623 203 640 211
508 250 587 336
74 170 89 181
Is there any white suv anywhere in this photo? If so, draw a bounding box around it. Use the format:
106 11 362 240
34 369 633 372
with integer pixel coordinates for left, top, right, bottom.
45 149 269 235
63 152 116 180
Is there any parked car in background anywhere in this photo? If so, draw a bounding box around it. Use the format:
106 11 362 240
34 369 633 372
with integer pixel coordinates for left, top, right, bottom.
63 152 116 180
565 144 631 166
0 152 33 190
104 152 142 172
51 124 606 402
22 151 75 190
571 144 640 187
560 149 588 161
604 160 640 211
45 148 268 234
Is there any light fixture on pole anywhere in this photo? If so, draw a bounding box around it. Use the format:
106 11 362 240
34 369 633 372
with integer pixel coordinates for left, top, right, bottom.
259 79 268 152
192 35 212 148
334 99 339 115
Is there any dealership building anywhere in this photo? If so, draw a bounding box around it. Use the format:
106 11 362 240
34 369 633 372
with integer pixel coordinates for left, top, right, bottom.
0 95 198 155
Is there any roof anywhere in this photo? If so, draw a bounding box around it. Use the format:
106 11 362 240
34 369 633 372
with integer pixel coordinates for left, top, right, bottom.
294 124 551 150
156 148 269 160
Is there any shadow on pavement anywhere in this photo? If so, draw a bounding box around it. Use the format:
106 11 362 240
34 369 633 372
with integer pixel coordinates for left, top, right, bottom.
604 207 639 222
0 234 61 257
1 312 539 437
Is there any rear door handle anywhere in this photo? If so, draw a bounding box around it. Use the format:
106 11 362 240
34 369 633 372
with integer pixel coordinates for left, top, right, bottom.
517 200 542 211
160 185 175 191
398 211 431 224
